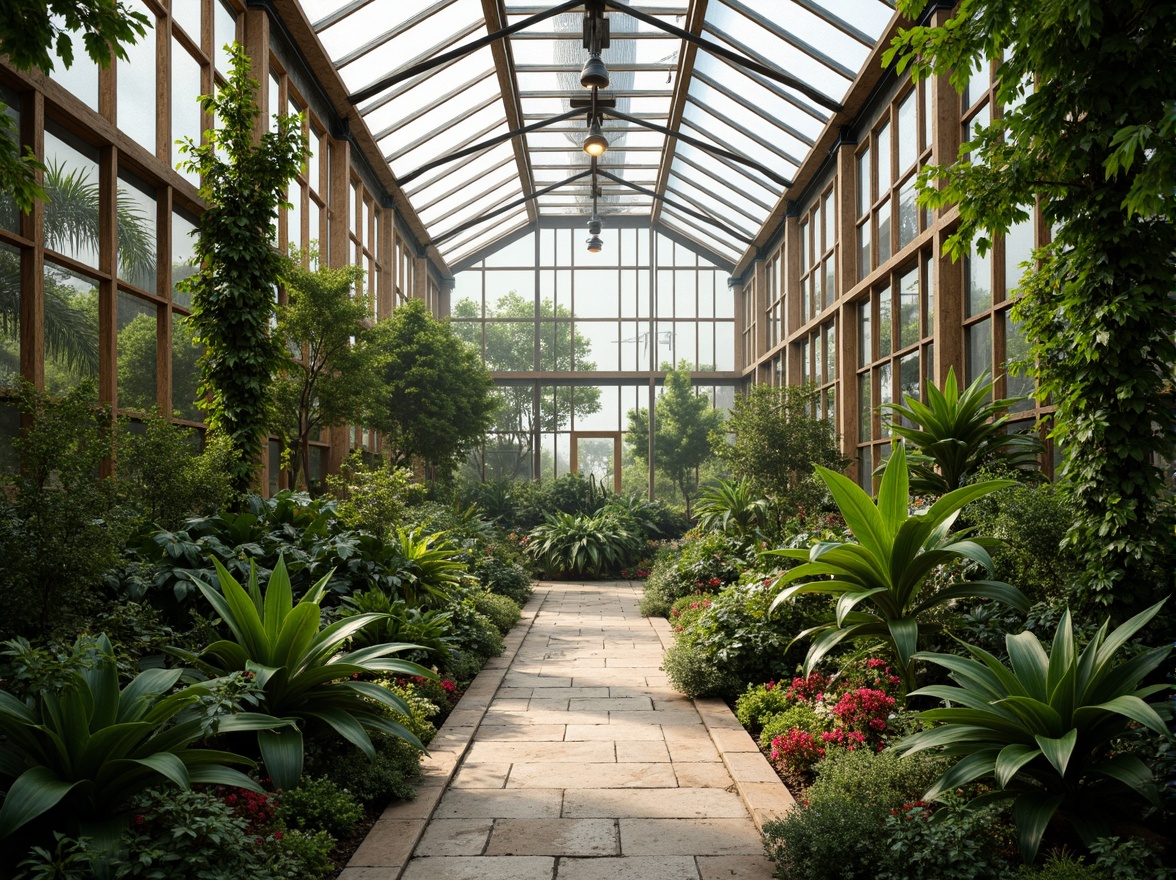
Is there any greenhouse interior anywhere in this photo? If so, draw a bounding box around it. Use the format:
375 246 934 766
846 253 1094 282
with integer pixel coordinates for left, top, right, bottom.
0 1 1171 879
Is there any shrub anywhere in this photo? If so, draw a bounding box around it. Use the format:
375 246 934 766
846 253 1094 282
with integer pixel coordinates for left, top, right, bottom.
114 412 235 530
660 641 742 699
335 589 454 664
308 732 421 808
326 451 424 541
276 776 364 840
526 510 641 577
640 531 755 617
473 591 521 636
763 797 893 880
734 681 795 732
443 586 505 680
695 478 773 539
668 593 715 634
876 798 1017 880
465 551 533 605
759 703 826 750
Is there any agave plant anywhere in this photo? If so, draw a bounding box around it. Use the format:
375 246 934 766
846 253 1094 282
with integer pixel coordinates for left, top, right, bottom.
696 478 773 539
894 599 1172 863
171 555 435 791
879 367 1045 495
0 634 282 840
765 442 1029 689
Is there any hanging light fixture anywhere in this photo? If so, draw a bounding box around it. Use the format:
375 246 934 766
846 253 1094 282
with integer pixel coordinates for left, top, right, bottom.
586 216 603 253
580 52 610 90
583 118 609 157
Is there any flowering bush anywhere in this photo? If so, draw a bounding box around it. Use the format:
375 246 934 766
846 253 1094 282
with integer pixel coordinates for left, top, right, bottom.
770 727 827 777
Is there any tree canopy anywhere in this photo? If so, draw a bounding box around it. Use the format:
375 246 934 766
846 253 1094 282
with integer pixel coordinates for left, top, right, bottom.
713 384 845 517
271 254 374 491
369 298 496 479
627 360 725 516
887 0 1176 607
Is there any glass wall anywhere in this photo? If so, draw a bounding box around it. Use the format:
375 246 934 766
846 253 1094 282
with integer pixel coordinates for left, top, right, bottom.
453 225 737 489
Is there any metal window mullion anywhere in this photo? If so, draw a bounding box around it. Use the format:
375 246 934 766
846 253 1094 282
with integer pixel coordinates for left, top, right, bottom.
671 149 775 212
678 116 791 188
692 67 815 146
684 94 804 167
337 4 475 71
415 154 517 213
373 68 499 140
388 109 504 164
664 175 761 231
717 0 859 78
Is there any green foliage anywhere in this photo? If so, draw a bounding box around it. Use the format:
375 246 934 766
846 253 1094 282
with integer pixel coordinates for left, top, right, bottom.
472 591 521 636
0 2 149 213
387 527 464 607
766 443 1029 689
659 639 742 700
177 43 307 495
526 510 641 578
712 383 846 518
114 413 235 530
896 599 1172 863
271 254 374 491
734 681 796 732
880 368 1044 495
695 478 772 539
804 747 945 813
664 583 811 698
441 590 504 680
368 298 496 479
452 292 601 472
276 776 363 840
886 0 1176 605
171 556 434 791
0 633 276 839
336 590 454 666
307 731 421 807
0 381 133 637
759 704 826 750
639 531 755 617
326 451 424 541
464 551 533 606
627 360 726 517
877 799 1017 880
763 796 894 880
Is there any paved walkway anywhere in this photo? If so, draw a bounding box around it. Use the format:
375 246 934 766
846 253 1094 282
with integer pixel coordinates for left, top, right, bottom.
346 581 783 880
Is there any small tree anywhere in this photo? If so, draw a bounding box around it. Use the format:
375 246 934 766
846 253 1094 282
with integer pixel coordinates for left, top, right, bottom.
369 299 496 480
713 384 846 518
626 361 725 517
271 254 374 490
176 43 306 496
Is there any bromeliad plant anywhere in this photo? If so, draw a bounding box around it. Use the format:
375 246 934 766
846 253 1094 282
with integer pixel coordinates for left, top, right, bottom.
172 556 435 791
766 443 1029 690
879 367 1044 495
0 634 282 840
894 599 1173 864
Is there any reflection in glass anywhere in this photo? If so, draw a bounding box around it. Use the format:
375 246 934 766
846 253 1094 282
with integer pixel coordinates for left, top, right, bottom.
857 222 871 281
0 242 20 387
1005 310 1035 411
172 42 203 184
877 122 892 192
900 351 920 423
899 268 919 349
877 197 891 264
966 245 993 315
857 147 870 217
171 312 203 421
44 125 102 269
1004 215 1034 295
117 168 158 292
858 372 872 442
859 446 872 491
898 177 918 250
859 299 871 366
172 209 198 308
0 90 18 234
966 318 992 386
878 286 892 357
879 362 893 437
215 1 237 76
43 262 99 396
50 23 99 110
116 291 157 412
898 91 916 172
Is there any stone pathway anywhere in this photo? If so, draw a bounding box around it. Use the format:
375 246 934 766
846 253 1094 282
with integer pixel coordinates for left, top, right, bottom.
345 581 786 880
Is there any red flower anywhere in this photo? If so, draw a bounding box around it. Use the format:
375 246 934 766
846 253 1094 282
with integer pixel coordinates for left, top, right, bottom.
133 814 145 825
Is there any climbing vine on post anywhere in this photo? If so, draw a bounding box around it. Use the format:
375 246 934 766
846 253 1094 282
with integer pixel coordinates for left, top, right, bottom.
177 43 307 495
885 0 1176 609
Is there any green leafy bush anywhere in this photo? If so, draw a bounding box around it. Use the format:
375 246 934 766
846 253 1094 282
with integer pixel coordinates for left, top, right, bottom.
876 799 1017 880
639 531 755 617
526 510 641 577
766 442 1029 689
668 593 715 633
464 551 533 605
659 640 742 700
307 732 421 807
804 736 943 811
473 591 521 636
114 412 235 530
695 478 772 539
734 681 795 732
276 776 364 840
172 556 433 791
763 796 894 880
896 599 1172 862
335 590 454 665
442 592 504 681
759 704 827 750
326 452 425 541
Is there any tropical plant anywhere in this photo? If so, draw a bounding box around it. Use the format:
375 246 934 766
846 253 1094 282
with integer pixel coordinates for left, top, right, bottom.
766 442 1030 689
526 510 641 578
388 527 465 607
177 42 307 494
894 599 1173 863
171 556 434 791
878 367 1044 495
695 478 772 538
0 634 280 840
336 589 454 665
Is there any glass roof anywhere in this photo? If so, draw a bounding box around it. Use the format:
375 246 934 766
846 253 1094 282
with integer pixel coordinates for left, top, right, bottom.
300 0 896 268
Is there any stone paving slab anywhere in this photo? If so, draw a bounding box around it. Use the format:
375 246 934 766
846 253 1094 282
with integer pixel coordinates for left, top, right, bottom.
347 581 791 879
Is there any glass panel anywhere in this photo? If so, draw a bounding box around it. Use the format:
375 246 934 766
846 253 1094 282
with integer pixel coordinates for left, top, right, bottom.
823 258 835 312
117 168 158 292
1005 310 1035 411
116 291 157 412
0 89 18 233
858 372 872 442
876 121 892 192
172 42 203 183
171 312 203 421
1004 215 1034 297
859 445 873 491
876 197 891 264
897 90 916 173
899 267 919 349
43 262 98 396
172 1 201 44
50 18 99 111
118 14 157 150
857 222 871 281
44 124 101 269
878 286 892 357
0 242 19 387
878 362 892 437
898 176 918 250
858 299 871 365
966 244 993 316
966 317 993 384
715 322 735 370
856 146 870 217
824 322 836 385
215 0 237 76
287 181 302 251
172 208 198 308
899 350 920 409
